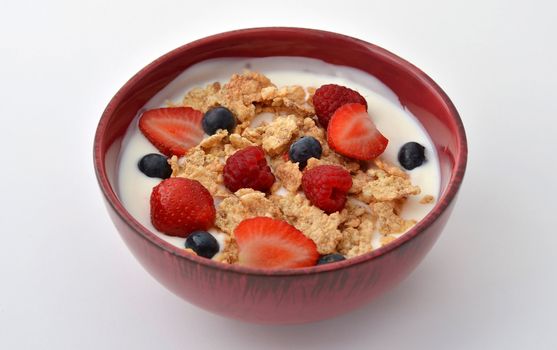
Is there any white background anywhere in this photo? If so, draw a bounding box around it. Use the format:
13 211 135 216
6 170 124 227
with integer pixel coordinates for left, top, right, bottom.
1 0 556 349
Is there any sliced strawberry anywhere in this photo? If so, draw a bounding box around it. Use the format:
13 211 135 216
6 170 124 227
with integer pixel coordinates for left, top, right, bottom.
139 107 204 157
327 103 388 160
234 217 319 269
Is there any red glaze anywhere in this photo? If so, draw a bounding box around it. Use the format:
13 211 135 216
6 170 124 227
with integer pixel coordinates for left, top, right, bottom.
94 28 467 324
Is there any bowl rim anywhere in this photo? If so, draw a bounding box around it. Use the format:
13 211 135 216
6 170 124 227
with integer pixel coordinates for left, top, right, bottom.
93 27 468 276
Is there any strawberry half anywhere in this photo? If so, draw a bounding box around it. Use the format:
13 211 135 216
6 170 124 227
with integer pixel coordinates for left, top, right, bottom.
327 103 388 160
139 107 204 157
234 217 319 269
150 177 215 237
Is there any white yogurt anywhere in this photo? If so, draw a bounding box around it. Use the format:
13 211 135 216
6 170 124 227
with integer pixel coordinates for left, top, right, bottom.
116 57 441 252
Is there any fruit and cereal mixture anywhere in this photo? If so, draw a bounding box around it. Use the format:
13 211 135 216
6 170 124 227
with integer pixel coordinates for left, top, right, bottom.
135 71 433 268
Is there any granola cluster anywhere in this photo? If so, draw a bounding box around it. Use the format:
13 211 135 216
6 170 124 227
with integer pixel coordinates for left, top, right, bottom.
168 71 433 262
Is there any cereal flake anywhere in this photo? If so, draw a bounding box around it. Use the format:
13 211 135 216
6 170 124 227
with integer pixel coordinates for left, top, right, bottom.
420 195 435 204
372 201 416 234
337 202 375 258
360 169 420 202
274 161 302 192
261 115 298 156
215 236 239 264
215 189 281 235
170 148 228 198
273 193 343 254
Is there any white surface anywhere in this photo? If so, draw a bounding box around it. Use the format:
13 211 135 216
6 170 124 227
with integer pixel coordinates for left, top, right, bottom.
117 56 440 251
0 0 556 349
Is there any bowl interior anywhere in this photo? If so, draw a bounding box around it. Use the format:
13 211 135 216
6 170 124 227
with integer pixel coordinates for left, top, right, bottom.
95 27 466 269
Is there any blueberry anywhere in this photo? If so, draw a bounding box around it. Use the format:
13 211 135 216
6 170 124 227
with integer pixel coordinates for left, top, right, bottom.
288 136 322 168
138 153 172 179
202 107 236 135
185 231 219 259
398 142 426 170
317 253 346 265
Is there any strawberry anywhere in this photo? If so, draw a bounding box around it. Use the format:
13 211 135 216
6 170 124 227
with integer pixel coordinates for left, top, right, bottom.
234 217 319 269
139 107 204 157
150 177 215 237
327 103 388 160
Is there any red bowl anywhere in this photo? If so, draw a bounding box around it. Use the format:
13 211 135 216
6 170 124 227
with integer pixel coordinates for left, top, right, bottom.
94 27 467 324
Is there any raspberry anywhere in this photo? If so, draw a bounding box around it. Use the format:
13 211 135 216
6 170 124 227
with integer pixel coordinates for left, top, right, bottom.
312 84 368 127
301 165 352 213
223 146 275 192
150 178 215 237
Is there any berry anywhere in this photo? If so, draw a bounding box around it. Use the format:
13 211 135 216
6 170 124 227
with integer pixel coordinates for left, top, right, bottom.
202 107 237 135
301 165 352 214
223 146 275 192
398 142 426 170
137 153 172 179
312 84 368 127
234 217 319 269
139 107 204 157
327 103 388 160
185 231 220 259
317 253 346 265
288 136 322 169
150 178 215 237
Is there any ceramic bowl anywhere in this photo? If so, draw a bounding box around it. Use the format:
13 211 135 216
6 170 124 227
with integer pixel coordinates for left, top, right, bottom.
94 27 467 324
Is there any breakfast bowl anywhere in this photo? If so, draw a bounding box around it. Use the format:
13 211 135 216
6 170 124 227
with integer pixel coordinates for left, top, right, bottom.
93 27 467 324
